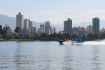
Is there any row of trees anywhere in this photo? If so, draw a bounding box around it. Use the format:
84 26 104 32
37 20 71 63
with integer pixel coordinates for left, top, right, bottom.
0 24 105 41
35 32 105 41
0 26 35 40
1 31 105 41
0 25 12 39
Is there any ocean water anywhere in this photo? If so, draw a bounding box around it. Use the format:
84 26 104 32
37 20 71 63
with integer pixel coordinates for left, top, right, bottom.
0 41 105 70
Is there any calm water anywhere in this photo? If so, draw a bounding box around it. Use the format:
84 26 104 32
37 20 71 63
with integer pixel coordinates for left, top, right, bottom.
0 41 105 70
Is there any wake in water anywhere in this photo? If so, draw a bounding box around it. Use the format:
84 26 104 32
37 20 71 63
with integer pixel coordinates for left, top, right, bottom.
83 40 105 45
62 39 105 45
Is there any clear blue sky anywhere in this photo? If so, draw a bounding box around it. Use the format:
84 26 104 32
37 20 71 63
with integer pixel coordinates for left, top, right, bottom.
0 0 105 25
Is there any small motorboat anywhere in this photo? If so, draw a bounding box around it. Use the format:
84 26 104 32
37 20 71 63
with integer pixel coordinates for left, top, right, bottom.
58 33 87 45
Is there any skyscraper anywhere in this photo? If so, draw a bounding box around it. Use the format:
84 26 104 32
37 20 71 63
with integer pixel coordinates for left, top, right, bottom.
64 18 72 33
31 27 36 38
23 19 32 32
23 19 28 30
16 12 24 30
92 17 100 32
45 21 51 35
40 24 45 33
28 20 32 31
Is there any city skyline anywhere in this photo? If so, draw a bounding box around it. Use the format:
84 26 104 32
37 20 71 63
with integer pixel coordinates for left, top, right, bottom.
0 12 105 41
1 12 105 32
1 1 105 70
0 0 105 25
15 12 104 34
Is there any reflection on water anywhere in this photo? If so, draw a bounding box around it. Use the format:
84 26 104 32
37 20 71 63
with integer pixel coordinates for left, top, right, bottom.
0 42 105 70
15 42 22 70
91 46 101 70
62 46 73 70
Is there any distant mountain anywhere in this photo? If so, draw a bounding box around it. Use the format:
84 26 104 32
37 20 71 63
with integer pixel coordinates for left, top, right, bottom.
0 14 16 30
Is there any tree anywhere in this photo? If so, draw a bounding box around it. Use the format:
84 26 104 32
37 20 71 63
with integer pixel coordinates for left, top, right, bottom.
0 34 3 39
14 27 21 33
12 32 20 39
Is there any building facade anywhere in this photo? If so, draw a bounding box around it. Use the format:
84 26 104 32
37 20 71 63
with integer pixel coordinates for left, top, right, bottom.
64 18 72 33
45 21 51 35
28 20 32 31
16 12 24 30
40 24 45 33
31 27 36 38
92 17 100 33
23 19 28 30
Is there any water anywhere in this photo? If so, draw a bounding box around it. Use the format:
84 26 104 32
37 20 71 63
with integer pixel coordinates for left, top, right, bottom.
0 41 105 70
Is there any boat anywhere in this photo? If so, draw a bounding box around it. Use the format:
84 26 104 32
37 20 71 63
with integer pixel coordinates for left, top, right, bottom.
58 40 83 45
58 33 87 45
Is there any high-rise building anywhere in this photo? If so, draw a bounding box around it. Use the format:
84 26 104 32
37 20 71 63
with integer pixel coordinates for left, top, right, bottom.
37 24 45 36
16 12 24 30
23 19 32 32
64 18 72 33
23 19 28 30
28 20 32 31
40 24 45 33
45 21 51 35
31 27 36 38
31 27 36 34
92 17 100 32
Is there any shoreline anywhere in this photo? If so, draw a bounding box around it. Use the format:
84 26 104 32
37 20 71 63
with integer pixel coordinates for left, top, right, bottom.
0 39 57 42
0 39 104 42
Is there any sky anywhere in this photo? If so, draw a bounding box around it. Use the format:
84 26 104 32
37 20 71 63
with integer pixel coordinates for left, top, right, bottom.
0 0 105 26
